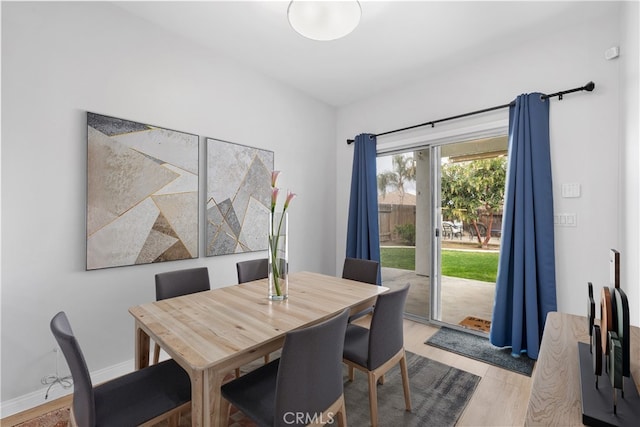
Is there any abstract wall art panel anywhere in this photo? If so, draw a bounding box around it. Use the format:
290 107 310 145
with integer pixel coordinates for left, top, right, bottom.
86 112 199 270
206 138 273 256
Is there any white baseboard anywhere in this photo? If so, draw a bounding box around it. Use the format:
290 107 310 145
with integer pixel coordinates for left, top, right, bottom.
0 358 135 419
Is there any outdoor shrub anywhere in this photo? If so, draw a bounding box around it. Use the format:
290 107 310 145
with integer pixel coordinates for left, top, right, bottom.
395 223 416 246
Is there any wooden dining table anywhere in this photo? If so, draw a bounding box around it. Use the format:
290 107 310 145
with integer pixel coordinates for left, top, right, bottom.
129 270 388 427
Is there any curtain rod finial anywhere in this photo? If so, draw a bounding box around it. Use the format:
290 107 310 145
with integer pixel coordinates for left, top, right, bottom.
347 139 354 145
585 81 595 92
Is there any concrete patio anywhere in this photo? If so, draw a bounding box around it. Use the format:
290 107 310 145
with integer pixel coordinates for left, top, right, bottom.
381 266 495 329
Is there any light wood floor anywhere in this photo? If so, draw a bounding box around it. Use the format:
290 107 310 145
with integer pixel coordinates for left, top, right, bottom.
1 319 532 427
403 319 532 426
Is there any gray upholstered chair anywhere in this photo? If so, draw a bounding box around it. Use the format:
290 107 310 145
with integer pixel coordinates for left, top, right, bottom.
50 311 191 427
155 266 210 300
219 309 350 427
342 284 411 427
154 267 210 365
236 258 268 284
342 257 379 285
342 257 380 321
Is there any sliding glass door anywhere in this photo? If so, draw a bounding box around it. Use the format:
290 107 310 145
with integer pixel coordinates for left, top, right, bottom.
377 133 506 332
377 151 429 320
431 137 507 333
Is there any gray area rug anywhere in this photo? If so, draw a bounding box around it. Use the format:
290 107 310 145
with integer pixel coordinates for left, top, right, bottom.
343 351 480 427
425 327 535 376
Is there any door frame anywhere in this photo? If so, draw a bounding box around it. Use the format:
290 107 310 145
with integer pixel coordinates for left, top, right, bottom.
427 124 509 331
376 119 509 327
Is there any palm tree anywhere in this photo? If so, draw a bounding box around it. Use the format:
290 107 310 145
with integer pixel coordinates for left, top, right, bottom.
377 154 416 204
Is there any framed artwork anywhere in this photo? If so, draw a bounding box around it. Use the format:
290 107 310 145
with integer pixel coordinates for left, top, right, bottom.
86 112 199 270
206 138 273 256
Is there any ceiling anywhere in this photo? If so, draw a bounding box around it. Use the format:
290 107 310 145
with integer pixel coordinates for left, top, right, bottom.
114 1 608 107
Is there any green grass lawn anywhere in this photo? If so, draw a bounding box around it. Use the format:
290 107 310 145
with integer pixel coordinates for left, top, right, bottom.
380 247 499 282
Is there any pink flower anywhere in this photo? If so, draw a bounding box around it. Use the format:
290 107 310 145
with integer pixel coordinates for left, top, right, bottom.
271 171 280 188
269 171 295 213
283 191 296 211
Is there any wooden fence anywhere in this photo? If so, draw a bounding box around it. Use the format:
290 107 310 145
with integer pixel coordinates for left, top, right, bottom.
379 204 416 243
380 203 503 243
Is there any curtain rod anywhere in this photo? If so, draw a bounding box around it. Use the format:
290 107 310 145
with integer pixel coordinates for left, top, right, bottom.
346 81 595 144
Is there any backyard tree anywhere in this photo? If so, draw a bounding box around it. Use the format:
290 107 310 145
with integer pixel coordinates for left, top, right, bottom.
377 154 416 204
441 156 506 247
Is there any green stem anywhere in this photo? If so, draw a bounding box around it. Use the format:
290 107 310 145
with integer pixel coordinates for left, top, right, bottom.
270 212 286 296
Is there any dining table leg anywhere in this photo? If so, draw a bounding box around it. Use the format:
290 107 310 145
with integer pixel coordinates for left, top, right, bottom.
204 368 227 427
134 322 150 369
188 369 205 427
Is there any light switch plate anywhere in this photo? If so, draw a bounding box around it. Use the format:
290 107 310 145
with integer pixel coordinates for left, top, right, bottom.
562 183 581 198
554 213 577 227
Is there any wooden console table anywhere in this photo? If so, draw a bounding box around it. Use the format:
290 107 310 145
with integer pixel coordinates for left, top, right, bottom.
525 312 640 425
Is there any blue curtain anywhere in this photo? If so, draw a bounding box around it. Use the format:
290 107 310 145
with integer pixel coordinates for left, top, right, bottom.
490 93 557 360
346 133 381 284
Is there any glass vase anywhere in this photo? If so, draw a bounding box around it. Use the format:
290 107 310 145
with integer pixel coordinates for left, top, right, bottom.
268 212 288 300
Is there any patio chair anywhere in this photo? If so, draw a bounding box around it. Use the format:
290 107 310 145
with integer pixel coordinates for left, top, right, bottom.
468 222 487 241
442 222 454 239
442 221 463 240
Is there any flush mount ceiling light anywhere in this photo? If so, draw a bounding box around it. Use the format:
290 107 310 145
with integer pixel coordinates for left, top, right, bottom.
287 1 362 41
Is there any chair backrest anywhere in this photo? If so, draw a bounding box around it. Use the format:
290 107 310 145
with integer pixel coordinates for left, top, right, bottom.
155 267 210 301
274 309 350 427
342 257 379 285
368 284 410 370
50 311 95 427
236 258 268 284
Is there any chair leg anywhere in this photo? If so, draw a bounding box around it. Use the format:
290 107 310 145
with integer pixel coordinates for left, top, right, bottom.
219 397 231 427
314 396 346 427
153 343 160 365
367 371 379 427
264 353 270 364
348 365 355 381
336 406 348 427
235 368 241 378
399 352 412 411
70 409 78 427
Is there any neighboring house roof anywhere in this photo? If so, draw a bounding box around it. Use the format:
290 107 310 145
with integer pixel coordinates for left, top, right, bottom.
378 190 417 205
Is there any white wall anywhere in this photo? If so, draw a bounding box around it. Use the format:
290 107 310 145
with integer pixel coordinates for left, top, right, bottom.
620 0 640 327
1 2 336 407
336 2 640 324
